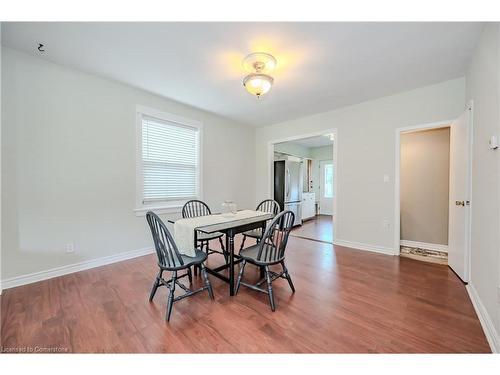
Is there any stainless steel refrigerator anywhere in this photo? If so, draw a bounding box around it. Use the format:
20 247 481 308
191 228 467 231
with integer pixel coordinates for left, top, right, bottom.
274 160 303 226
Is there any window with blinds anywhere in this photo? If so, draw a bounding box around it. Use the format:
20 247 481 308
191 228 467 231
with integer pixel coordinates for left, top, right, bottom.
140 115 200 204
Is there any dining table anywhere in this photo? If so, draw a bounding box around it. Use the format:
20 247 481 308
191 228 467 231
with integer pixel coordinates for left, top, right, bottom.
171 211 274 296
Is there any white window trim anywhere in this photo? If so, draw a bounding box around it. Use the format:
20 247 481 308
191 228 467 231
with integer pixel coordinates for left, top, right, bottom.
134 105 203 216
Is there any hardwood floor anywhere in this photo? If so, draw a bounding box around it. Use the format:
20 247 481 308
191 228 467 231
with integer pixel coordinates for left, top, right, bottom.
291 214 333 243
0 236 490 353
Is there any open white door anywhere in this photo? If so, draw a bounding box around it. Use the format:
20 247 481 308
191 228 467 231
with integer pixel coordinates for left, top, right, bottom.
448 105 472 282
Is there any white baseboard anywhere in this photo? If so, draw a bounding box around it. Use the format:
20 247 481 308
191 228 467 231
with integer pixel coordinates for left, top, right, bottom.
466 284 500 353
1 247 155 290
400 240 448 253
333 239 396 256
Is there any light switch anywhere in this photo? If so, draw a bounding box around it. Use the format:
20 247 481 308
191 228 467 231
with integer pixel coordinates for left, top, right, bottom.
489 135 498 150
383 174 390 183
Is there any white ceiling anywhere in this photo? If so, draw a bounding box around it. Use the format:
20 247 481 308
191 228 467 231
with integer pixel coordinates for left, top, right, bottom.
279 135 334 149
2 22 483 127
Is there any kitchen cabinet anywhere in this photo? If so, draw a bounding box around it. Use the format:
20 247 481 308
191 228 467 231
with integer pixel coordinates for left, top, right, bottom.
302 192 316 220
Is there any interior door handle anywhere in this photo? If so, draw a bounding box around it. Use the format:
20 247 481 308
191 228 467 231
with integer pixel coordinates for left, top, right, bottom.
455 200 465 206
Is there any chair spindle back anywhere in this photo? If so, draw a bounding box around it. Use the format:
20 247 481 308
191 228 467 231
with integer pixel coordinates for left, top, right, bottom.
182 199 212 218
256 199 281 215
257 210 295 263
146 211 184 268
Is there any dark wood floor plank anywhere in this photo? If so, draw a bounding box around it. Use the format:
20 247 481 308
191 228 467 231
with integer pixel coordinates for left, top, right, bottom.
0 236 491 353
291 214 333 243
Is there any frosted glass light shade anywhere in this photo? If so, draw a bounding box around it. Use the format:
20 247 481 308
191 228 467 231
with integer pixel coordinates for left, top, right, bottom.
243 73 274 98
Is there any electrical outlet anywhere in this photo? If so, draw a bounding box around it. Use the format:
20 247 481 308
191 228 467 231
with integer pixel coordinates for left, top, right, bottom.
383 220 391 231
65 243 75 254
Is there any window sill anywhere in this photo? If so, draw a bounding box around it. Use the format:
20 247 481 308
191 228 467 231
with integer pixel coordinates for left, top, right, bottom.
134 205 183 217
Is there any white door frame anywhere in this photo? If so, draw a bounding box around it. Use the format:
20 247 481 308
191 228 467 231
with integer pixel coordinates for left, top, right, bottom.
267 128 338 238
394 105 473 278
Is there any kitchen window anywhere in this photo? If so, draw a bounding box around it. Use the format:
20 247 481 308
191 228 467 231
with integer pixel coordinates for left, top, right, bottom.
135 106 202 215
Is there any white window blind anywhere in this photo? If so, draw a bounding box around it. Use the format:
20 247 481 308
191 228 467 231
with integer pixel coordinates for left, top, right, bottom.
141 115 199 203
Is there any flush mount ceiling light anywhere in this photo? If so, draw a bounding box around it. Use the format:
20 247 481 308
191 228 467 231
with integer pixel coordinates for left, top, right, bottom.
242 52 277 98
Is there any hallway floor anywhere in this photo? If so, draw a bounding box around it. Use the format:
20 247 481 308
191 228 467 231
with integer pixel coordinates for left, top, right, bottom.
291 214 333 243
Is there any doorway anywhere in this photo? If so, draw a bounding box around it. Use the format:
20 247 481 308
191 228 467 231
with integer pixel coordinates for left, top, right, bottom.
399 126 450 265
268 130 337 244
394 104 473 282
319 160 334 215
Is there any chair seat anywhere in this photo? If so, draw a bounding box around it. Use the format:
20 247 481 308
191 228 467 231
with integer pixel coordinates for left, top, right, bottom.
197 231 224 241
242 228 262 239
239 244 279 265
160 249 207 270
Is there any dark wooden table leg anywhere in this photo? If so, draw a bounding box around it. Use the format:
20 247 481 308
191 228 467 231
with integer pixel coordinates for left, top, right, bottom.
228 230 235 296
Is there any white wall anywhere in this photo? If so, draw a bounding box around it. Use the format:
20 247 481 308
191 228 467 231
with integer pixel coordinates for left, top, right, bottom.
274 142 311 158
400 128 450 245
256 78 465 252
309 145 333 161
465 23 500 349
1 47 255 281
